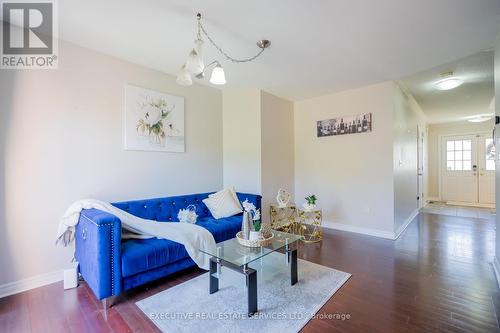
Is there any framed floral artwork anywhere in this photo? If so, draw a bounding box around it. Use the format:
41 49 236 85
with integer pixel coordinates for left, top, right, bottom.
124 85 185 152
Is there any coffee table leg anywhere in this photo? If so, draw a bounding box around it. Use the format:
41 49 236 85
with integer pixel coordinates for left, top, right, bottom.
290 249 298 285
247 269 257 316
209 257 219 294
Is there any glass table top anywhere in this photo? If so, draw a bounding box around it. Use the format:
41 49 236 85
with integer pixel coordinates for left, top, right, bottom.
200 230 302 267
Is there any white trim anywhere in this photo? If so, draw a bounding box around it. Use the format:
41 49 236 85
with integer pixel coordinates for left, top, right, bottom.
324 210 419 241
493 257 500 289
394 209 419 240
0 270 63 299
322 222 395 240
445 201 495 209
426 196 441 203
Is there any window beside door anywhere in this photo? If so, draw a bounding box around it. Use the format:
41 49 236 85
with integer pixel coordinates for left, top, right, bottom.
485 138 495 171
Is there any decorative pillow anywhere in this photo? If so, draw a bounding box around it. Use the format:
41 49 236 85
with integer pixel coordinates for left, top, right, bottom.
209 186 242 207
203 187 243 219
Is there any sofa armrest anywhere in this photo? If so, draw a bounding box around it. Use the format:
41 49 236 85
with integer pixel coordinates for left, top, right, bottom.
75 208 122 300
236 192 262 211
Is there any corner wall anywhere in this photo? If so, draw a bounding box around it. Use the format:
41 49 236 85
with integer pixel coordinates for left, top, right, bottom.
261 91 295 222
222 89 295 222
392 84 427 236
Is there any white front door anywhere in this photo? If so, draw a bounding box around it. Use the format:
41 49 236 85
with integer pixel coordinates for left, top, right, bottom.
477 134 496 204
441 133 495 205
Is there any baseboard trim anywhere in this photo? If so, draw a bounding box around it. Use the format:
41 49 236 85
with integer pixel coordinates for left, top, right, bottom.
323 222 395 240
394 209 419 240
446 201 495 209
493 257 500 289
0 270 63 299
426 197 441 203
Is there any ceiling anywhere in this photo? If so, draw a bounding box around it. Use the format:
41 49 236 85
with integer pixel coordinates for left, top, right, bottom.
402 51 494 124
58 0 500 101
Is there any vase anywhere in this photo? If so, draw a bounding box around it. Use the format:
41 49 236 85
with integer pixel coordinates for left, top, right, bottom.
241 211 252 240
302 203 316 211
249 231 260 241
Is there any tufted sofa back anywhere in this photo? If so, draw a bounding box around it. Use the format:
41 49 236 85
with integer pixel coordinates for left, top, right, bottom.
112 192 215 222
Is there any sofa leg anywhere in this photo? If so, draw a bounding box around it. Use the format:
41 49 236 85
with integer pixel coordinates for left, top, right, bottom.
102 296 115 310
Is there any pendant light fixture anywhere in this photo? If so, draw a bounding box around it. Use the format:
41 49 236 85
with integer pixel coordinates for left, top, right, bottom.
177 13 270 86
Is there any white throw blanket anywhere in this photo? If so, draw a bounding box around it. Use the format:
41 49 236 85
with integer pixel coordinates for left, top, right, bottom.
56 199 216 270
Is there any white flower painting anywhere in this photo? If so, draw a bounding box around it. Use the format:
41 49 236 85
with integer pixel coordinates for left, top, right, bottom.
124 85 185 152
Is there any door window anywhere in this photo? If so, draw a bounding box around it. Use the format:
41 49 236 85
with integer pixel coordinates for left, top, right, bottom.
446 139 472 171
485 138 495 171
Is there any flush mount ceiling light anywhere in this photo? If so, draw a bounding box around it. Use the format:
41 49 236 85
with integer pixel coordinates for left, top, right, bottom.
176 13 271 86
433 71 464 91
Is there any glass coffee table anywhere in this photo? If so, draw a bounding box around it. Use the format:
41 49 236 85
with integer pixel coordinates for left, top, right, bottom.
199 231 302 316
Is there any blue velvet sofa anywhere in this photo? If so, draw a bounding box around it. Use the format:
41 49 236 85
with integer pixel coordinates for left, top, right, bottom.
75 192 261 301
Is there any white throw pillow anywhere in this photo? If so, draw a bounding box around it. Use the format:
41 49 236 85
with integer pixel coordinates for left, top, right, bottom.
203 187 243 219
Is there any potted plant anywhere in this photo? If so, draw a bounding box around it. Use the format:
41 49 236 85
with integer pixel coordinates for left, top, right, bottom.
303 195 317 211
250 209 262 241
242 200 262 241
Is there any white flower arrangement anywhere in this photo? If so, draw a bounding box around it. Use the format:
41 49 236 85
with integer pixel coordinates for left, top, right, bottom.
242 199 256 213
177 205 198 223
242 199 261 231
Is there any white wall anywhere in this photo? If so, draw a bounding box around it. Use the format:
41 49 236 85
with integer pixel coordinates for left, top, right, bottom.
392 84 426 235
222 89 262 194
493 32 500 264
427 120 494 199
0 41 223 286
294 82 395 237
261 91 294 222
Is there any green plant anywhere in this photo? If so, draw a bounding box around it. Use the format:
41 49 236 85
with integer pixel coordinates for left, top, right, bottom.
252 208 261 232
305 195 317 205
253 220 261 232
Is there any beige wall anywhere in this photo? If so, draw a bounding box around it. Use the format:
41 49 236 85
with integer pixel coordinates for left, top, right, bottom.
222 89 262 194
0 41 223 286
222 89 295 222
261 91 294 222
427 120 494 199
294 82 395 237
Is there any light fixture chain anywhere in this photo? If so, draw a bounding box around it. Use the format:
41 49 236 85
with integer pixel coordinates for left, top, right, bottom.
198 21 265 63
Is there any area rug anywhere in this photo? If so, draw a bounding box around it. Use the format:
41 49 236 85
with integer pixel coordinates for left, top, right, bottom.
136 252 351 333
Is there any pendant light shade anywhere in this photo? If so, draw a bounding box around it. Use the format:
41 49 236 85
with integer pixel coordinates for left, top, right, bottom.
176 64 192 86
186 39 204 75
209 64 226 85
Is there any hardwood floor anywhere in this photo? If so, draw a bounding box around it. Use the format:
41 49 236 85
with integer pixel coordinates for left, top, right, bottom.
1 212 499 332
